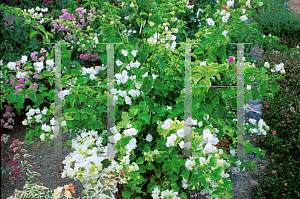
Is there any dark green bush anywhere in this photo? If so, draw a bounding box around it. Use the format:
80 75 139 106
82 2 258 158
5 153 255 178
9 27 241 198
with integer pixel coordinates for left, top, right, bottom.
254 0 300 42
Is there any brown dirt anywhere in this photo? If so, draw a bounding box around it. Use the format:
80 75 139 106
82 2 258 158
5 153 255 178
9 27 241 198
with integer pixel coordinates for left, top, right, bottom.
287 0 300 17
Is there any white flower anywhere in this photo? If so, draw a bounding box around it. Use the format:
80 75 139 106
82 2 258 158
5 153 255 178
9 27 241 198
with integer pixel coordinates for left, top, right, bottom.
110 88 118 95
240 15 248 21
89 74 97 80
206 18 215 26
230 149 236 156
177 128 185 137
50 118 59 126
178 141 185 149
7 62 16 70
130 2 134 7
249 118 257 125
61 121 67 127
227 0 234 7
259 2 263 6
167 106 172 110
220 10 226 15
145 134 153 142
142 72 148 78
28 109 36 116
222 16 229 23
116 59 123 66
185 158 195 171
124 96 132 105
275 64 283 72
114 133 122 143
21 55 28 64
236 160 242 167
34 61 44 73
271 69 275 72
247 85 251 90
264 62 270 68
46 59 55 67
222 30 229 37
241 8 246 14
152 73 157 80
22 120 28 125
200 61 206 66
198 121 203 127
250 128 258 134
121 49 128 57
16 72 27 79
118 90 127 97
162 119 173 129
131 50 138 57
124 15 130 20
40 133 46 141
0 60 2 66
246 0 251 8
203 114 209 120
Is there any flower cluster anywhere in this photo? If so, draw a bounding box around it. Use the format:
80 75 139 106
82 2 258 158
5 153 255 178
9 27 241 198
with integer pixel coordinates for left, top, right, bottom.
147 23 178 50
1 105 16 129
23 6 49 24
151 186 180 199
61 128 138 193
248 118 269 136
22 107 67 141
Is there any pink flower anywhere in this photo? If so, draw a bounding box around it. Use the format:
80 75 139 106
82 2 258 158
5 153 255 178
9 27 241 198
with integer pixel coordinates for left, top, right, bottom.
40 48 47 53
39 56 45 62
281 121 284 124
15 177 18 181
25 94 29 99
228 57 235 63
273 131 276 135
7 163 11 167
33 75 40 80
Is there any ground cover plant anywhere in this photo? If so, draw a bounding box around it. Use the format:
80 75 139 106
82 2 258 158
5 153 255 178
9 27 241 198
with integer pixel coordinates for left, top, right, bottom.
1 0 299 198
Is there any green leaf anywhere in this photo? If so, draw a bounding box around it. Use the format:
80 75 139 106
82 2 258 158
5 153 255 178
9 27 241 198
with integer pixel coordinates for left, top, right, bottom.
139 112 150 125
122 191 131 199
122 112 130 121
270 81 278 93
79 94 86 103
38 25 45 33
30 31 38 40
71 69 82 76
72 61 82 70
62 57 71 68
157 54 164 70
193 73 202 85
154 168 161 178
140 12 148 16
74 114 80 120
88 99 94 106
180 168 190 179
14 17 20 25
251 88 260 101
66 140 72 146
141 76 153 93
139 165 146 173
136 157 144 164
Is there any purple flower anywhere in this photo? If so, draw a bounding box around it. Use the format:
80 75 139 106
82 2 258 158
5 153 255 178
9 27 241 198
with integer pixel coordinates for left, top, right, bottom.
228 57 235 63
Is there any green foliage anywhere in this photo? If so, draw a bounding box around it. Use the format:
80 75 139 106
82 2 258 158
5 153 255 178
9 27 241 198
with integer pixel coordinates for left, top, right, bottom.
254 0 300 44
